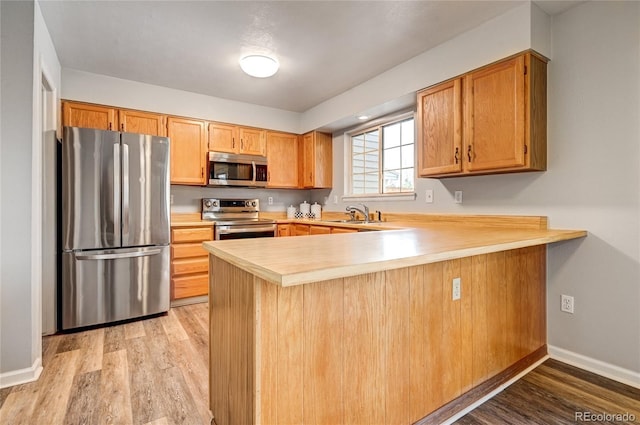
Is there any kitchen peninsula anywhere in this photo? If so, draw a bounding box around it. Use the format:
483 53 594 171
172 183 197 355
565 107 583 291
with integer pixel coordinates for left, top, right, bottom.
203 215 586 425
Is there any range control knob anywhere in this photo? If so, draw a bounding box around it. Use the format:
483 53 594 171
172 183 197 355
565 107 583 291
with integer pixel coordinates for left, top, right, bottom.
245 201 251 207
251 201 257 207
212 200 218 207
204 200 213 208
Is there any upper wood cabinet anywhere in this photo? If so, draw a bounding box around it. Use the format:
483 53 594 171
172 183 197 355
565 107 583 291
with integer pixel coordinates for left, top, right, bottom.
417 51 547 178
208 122 266 156
417 78 463 176
168 117 207 185
266 131 299 188
299 131 332 188
62 101 118 131
119 109 167 136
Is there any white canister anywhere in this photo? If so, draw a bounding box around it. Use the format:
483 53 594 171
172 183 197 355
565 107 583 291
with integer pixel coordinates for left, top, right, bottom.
286 205 296 219
299 201 310 216
311 202 322 220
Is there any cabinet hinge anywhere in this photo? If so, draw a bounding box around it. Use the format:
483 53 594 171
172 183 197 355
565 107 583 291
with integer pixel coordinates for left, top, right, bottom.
524 65 527 75
524 144 528 154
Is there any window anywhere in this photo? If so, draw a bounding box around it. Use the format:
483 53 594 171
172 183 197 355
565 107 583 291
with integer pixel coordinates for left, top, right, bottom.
349 116 415 195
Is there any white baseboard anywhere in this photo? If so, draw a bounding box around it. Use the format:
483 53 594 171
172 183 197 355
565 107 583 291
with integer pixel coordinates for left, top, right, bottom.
0 357 43 389
548 345 640 389
442 355 550 425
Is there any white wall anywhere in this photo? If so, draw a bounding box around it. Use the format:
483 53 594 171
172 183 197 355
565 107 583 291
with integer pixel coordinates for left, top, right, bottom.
1 0 37 385
62 69 302 134
321 1 640 377
302 2 549 133
0 0 61 387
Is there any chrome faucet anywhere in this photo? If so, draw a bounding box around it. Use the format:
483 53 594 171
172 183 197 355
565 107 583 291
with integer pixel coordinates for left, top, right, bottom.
345 204 370 222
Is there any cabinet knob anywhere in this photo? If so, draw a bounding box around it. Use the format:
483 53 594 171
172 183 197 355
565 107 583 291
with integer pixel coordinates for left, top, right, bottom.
121 123 124 131
109 122 112 131
454 147 459 164
232 138 235 148
467 145 472 162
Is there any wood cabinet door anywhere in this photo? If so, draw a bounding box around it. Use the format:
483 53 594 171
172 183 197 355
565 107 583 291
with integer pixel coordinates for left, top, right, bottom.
331 227 357 234
417 78 463 176
119 109 167 136
62 101 117 131
239 127 266 156
300 132 315 188
313 132 333 188
464 55 526 171
309 225 331 235
277 224 291 237
266 131 299 188
294 224 310 236
168 117 207 185
208 122 237 153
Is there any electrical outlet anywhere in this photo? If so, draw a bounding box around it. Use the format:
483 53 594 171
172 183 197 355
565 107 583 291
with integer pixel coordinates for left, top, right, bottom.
333 195 338 204
454 190 463 204
452 277 461 300
561 295 574 313
268 196 273 205
425 189 434 203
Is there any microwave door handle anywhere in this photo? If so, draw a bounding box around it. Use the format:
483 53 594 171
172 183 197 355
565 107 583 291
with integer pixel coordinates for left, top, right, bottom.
252 161 257 184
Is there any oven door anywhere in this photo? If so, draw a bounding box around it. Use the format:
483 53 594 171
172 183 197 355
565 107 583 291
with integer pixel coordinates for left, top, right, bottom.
215 224 276 240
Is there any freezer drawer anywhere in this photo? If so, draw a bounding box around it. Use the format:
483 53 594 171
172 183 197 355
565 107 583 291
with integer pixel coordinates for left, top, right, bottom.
61 246 170 330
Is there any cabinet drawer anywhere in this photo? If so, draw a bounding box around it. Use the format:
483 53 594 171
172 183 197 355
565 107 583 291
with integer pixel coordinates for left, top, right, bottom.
172 274 209 299
331 227 358 234
309 225 331 235
171 227 213 243
172 257 209 276
172 243 208 259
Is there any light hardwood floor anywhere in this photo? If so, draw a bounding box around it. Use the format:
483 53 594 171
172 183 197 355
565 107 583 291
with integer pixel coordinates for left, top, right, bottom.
0 303 211 425
1 303 638 425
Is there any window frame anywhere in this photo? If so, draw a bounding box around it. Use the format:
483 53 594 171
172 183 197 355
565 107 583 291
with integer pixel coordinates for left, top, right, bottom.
344 111 417 201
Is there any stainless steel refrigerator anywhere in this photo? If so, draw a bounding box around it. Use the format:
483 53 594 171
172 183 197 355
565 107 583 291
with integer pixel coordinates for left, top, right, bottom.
61 127 170 330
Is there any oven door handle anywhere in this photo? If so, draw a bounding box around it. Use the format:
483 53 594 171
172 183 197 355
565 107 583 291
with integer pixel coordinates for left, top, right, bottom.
216 225 276 235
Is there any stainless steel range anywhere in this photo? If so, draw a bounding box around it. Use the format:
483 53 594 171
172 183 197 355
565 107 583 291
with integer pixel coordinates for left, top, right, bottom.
202 198 277 240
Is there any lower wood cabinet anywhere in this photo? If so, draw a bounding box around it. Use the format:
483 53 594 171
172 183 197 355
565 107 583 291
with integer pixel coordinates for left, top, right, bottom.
309 225 331 235
170 225 213 300
277 224 292 237
293 224 311 236
331 227 358 234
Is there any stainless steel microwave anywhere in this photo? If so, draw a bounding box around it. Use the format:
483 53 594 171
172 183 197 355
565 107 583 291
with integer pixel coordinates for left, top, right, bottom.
208 152 268 187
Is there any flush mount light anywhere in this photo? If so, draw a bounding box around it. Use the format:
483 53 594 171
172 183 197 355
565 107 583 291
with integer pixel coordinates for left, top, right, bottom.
357 115 369 120
239 55 279 78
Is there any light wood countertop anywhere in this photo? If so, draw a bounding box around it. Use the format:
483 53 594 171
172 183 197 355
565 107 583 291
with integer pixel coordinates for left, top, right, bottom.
203 220 586 287
170 213 214 228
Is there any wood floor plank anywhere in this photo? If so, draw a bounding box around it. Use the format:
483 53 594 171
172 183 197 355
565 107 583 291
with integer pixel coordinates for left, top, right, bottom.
172 304 209 367
30 349 81 425
168 337 211 424
100 349 133 425
143 417 170 425
0 388 40 425
142 318 175 370
0 387 11 410
159 309 189 343
103 323 126 353
126 337 166 424
78 328 105 373
156 366 203 425
124 321 147 340
63 370 102 424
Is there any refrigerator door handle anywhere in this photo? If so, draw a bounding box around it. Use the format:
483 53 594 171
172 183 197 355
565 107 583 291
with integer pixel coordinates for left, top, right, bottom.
122 143 130 239
113 143 121 238
75 248 162 261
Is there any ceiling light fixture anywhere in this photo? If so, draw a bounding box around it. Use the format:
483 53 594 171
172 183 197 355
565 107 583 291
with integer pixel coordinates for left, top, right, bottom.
239 54 279 78
357 115 369 120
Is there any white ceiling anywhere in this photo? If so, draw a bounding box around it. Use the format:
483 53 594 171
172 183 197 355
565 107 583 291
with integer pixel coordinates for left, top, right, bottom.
39 1 581 114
